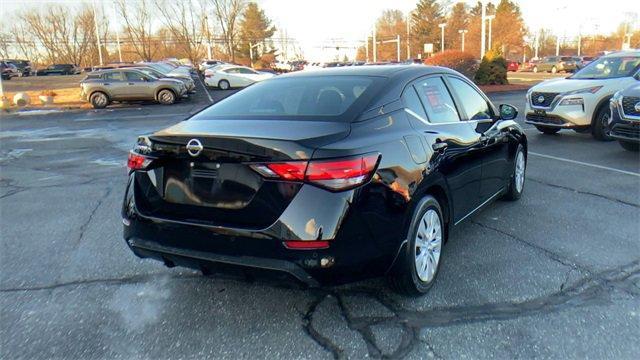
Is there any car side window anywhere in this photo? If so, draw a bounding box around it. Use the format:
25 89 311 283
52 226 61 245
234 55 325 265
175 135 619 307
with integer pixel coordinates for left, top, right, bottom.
413 77 460 123
447 77 492 120
125 71 146 81
402 86 428 120
102 72 124 81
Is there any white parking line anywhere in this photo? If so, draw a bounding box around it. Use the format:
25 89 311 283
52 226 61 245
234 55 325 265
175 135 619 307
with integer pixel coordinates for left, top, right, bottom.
529 152 640 177
196 75 214 104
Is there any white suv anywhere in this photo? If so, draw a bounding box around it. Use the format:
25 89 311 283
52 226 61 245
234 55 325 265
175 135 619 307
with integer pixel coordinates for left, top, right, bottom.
525 51 640 140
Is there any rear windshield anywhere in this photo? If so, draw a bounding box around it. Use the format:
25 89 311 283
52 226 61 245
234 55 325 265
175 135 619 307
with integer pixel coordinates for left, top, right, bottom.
191 75 384 121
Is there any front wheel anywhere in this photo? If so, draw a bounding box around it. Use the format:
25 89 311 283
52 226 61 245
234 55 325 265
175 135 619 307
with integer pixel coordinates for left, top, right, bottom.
591 105 613 141
535 125 560 135
619 140 639 152
388 195 444 296
533 66 538 73
551 66 557 74
502 144 526 201
89 92 109 109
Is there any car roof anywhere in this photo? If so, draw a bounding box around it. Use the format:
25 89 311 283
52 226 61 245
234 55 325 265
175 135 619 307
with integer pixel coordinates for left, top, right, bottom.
603 50 640 57
279 64 454 79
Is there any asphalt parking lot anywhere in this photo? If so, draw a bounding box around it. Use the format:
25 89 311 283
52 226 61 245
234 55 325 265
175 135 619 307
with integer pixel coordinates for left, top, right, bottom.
1 77 639 359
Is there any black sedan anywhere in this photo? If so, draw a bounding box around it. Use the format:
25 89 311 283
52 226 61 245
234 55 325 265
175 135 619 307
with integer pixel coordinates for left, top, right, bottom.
122 66 527 295
609 82 640 152
36 64 79 76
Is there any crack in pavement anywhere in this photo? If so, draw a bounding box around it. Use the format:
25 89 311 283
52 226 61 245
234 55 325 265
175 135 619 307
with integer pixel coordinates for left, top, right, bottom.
471 220 590 274
300 260 639 359
0 272 202 293
528 177 640 208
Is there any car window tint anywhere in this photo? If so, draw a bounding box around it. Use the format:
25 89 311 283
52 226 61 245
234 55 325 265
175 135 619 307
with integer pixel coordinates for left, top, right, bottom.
193 76 379 121
103 72 124 81
125 71 146 81
447 77 492 120
402 86 428 119
413 77 460 123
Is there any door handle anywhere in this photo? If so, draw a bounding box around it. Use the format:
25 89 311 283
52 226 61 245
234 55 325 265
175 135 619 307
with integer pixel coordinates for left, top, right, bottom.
480 135 489 144
432 141 448 152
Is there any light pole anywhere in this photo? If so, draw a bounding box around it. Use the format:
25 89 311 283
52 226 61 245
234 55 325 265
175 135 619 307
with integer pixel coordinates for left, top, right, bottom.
438 23 446 52
486 15 495 51
458 29 468 52
373 28 377 63
248 42 261 68
556 34 560 56
92 0 103 65
406 12 411 59
204 15 212 59
480 1 488 58
381 36 401 62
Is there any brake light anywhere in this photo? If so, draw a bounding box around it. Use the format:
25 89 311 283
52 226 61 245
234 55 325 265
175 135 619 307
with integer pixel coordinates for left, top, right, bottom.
283 240 330 250
251 154 380 191
127 151 152 170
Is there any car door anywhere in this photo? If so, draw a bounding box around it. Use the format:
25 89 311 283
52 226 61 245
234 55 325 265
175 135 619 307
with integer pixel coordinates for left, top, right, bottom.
224 68 247 87
404 75 485 222
446 76 511 202
101 71 127 99
124 71 153 100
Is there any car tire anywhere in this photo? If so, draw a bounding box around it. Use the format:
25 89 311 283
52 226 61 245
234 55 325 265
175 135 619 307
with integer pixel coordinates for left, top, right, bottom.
89 92 109 109
218 80 230 90
388 195 444 296
502 144 526 201
619 140 639 152
535 126 560 135
591 105 613 141
551 66 557 74
533 66 538 73
157 89 176 105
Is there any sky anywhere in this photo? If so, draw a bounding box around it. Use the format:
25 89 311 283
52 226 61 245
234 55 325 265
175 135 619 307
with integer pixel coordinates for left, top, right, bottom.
1 0 638 61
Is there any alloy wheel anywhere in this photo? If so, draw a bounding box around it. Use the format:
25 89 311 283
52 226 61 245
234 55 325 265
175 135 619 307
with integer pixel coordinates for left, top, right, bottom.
414 209 442 283
515 150 525 193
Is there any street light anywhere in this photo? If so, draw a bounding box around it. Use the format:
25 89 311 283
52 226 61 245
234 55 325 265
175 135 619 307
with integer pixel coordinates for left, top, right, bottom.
485 15 495 51
438 23 446 52
458 29 468 52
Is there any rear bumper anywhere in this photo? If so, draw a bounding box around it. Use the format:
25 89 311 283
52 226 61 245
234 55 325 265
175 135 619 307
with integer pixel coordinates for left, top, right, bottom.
128 237 320 286
122 174 403 285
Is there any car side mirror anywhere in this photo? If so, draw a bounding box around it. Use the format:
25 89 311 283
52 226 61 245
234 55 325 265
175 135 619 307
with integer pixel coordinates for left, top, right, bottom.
499 104 518 120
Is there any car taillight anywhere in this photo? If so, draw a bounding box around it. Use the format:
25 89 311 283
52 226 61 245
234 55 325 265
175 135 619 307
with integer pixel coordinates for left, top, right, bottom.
127 151 152 171
251 154 380 191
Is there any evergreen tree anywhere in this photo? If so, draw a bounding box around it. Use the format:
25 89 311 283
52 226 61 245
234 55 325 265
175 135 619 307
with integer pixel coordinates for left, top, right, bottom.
411 0 444 55
445 2 469 52
238 2 276 64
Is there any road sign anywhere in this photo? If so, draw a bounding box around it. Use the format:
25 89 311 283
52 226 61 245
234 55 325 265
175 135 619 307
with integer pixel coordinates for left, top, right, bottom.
424 43 434 54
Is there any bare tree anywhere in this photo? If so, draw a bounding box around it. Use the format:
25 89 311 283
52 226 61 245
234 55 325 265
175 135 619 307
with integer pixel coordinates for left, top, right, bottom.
209 0 246 62
18 5 97 66
116 0 155 61
155 0 206 62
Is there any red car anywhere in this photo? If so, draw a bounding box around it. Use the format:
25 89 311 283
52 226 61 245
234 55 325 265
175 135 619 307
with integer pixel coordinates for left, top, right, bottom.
507 60 520 72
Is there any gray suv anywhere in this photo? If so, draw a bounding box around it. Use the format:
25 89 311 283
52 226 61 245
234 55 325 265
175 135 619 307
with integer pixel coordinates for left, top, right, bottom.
80 69 186 109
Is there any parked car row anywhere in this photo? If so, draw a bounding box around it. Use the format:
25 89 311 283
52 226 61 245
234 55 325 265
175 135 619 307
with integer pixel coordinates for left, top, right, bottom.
522 56 597 73
524 50 640 151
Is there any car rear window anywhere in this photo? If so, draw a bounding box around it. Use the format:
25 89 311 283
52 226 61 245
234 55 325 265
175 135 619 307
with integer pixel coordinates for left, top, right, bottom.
561 57 574 61
192 75 384 121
